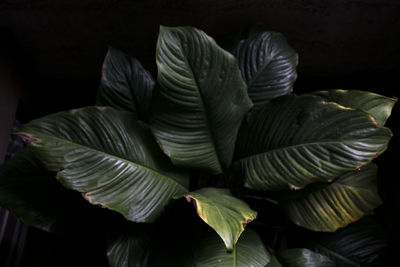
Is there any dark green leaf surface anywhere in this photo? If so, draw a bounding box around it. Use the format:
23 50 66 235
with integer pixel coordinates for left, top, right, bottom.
307 218 387 267
195 229 272 267
278 249 336 267
186 187 257 251
96 47 154 120
234 95 392 191
150 26 253 174
107 224 153 267
310 90 397 125
0 148 95 232
232 31 298 107
280 164 382 231
18 107 189 223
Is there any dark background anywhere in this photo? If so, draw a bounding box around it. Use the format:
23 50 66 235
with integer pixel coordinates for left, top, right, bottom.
1 0 400 266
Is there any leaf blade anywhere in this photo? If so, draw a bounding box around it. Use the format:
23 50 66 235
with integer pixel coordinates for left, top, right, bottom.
150 26 253 174
277 248 336 267
233 31 298 106
234 95 392 190
195 229 271 267
310 89 397 125
19 107 189 223
280 164 382 231
96 47 154 120
186 187 257 251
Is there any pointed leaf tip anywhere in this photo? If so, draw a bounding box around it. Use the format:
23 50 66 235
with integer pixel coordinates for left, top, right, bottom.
186 188 257 250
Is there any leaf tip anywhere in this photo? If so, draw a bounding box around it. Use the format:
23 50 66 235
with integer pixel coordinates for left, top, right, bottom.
18 133 39 145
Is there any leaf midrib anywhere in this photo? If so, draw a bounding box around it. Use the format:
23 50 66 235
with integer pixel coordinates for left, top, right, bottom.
177 32 223 172
23 131 188 192
236 138 384 162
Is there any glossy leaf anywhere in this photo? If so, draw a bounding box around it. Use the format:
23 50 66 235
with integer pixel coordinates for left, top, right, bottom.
277 249 336 267
150 26 253 174
18 107 189 223
195 229 272 267
96 47 154 121
234 94 392 191
0 148 97 233
232 31 298 107
186 187 257 251
310 89 397 125
306 218 387 266
280 164 382 231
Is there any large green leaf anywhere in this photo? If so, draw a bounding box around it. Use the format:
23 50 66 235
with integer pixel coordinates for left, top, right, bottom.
306 218 387 266
96 47 154 121
0 148 95 232
18 107 189 223
310 90 397 125
233 95 392 191
195 229 272 267
280 164 382 231
277 249 336 267
186 187 257 251
232 31 298 107
150 26 253 174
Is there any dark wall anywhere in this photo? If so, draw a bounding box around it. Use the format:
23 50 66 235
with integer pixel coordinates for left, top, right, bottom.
1 0 400 78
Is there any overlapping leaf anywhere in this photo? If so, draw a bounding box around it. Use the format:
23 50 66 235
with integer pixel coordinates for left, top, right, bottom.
306 218 387 266
18 107 189 223
150 26 253 174
107 224 153 267
0 148 94 232
234 94 392 191
186 187 257 250
310 90 397 125
232 31 298 107
96 47 154 121
195 229 272 267
277 249 336 267
280 164 382 231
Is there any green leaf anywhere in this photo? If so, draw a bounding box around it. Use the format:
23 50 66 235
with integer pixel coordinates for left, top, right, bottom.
266 255 283 267
306 218 387 266
96 47 154 121
233 95 392 191
186 187 257 251
150 26 253 174
277 249 336 267
195 229 272 267
107 224 153 267
280 164 382 232
18 107 189 223
232 31 298 107
310 90 397 125
0 148 97 233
